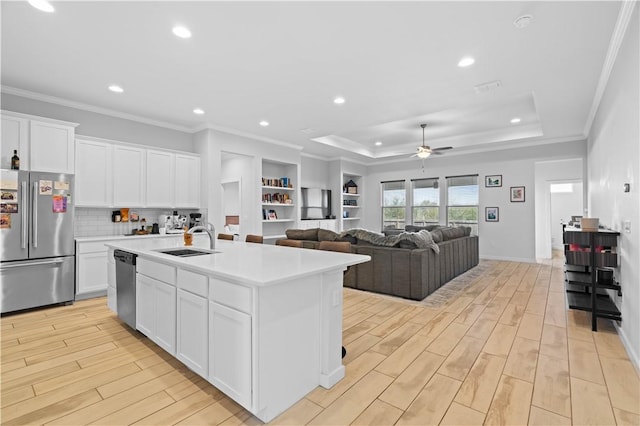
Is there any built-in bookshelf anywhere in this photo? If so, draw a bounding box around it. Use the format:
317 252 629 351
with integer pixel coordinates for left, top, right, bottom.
261 160 298 243
341 174 362 230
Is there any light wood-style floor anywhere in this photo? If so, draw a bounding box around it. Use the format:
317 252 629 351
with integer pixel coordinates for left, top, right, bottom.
2 257 639 425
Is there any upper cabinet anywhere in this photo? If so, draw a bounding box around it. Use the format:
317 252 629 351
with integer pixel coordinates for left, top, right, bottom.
112 145 146 207
175 154 200 208
1 111 77 173
74 136 200 209
75 139 113 207
146 150 175 207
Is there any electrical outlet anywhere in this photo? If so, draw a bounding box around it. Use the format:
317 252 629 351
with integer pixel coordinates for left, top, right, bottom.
623 220 631 233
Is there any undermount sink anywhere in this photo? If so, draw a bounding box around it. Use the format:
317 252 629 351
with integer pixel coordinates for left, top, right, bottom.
155 248 219 257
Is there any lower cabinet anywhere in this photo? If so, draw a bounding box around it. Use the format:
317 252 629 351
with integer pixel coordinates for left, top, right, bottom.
209 301 252 409
136 273 176 355
177 289 208 377
76 241 110 298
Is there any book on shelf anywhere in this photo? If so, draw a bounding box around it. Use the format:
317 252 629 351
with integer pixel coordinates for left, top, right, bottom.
262 192 291 204
262 177 293 188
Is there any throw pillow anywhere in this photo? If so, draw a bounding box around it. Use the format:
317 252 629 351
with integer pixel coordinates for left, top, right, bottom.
318 229 339 241
430 229 443 243
285 228 319 241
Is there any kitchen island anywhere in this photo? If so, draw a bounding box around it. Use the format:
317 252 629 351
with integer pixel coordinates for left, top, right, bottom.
105 237 370 422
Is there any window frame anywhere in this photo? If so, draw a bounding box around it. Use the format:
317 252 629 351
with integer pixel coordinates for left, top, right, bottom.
445 174 479 235
381 180 406 230
411 177 440 226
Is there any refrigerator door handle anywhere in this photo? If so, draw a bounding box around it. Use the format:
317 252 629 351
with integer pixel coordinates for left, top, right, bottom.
32 181 38 248
21 181 27 249
0 258 65 270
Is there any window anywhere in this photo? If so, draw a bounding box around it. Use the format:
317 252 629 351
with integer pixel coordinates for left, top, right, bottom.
446 175 479 235
381 180 406 229
412 178 439 225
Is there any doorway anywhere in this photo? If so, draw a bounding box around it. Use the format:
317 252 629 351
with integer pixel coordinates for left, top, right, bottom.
221 180 241 236
550 180 583 250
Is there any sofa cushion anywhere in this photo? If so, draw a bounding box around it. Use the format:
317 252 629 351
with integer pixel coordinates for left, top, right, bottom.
318 229 339 242
338 234 357 244
405 224 442 232
430 229 443 243
440 227 467 241
285 228 318 241
383 228 404 237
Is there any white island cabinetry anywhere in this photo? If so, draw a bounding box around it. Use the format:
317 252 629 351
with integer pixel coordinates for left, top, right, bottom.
105 238 370 422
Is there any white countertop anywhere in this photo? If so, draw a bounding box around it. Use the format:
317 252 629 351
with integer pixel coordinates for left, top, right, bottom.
105 238 370 287
75 233 201 243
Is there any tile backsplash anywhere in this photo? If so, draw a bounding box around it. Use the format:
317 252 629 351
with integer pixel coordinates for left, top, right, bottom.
74 207 204 237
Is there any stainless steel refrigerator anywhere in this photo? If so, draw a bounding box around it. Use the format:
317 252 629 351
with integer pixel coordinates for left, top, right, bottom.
1 170 75 314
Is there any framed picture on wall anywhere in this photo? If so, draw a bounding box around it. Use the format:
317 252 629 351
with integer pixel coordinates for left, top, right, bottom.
510 186 526 202
485 207 499 222
485 175 502 187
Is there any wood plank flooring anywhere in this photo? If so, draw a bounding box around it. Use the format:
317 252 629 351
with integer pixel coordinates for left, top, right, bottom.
2 256 639 425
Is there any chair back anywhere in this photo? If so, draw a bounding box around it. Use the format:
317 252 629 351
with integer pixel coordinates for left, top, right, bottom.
245 234 263 244
276 239 303 248
217 233 234 241
318 241 351 253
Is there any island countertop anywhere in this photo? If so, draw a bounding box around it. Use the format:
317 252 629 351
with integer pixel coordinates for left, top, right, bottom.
105 237 370 287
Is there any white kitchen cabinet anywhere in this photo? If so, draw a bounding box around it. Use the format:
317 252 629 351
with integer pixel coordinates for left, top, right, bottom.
113 145 145 207
209 300 252 408
1 114 29 170
177 288 208 377
146 150 175 207
76 241 109 298
175 154 200 208
136 273 177 355
30 120 76 173
75 139 113 207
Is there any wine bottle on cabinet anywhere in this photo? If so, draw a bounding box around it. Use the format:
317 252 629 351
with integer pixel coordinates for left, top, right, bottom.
11 150 19 170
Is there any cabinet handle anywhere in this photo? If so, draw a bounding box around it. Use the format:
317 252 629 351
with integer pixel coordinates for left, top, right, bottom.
21 181 27 249
32 181 38 248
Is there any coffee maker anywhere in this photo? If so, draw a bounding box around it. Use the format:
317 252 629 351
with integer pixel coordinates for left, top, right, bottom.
189 213 203 230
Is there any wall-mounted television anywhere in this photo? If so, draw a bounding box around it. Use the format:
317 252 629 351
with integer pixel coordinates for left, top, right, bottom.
300 188 332 220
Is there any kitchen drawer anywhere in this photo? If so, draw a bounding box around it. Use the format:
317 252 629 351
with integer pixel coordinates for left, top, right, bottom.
178 269 208 297
138 258 176 285
77 241 110 254
209 278 252 314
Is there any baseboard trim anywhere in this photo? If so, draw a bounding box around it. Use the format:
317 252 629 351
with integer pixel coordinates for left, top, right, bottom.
480 255 537 263
614 321 640 375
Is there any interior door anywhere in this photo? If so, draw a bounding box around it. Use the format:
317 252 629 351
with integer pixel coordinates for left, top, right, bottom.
29 171 74 259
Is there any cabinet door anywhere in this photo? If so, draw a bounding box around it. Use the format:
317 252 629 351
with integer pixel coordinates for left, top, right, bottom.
136 274 156 338
30 120 75 173
155 280 177 355
1 115 29 170
113 145 145 207
175 154 200 208
76 251 109 295
75 139 113 206
177 289 208 377
146 150 175 207
209 301 252 408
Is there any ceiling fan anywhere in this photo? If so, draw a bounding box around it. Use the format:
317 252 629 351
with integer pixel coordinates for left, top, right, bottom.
411 123 453 158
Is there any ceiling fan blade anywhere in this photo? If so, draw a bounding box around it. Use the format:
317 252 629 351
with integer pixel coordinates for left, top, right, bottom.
431 151 444 155
432 146 453 151
410 153 419 158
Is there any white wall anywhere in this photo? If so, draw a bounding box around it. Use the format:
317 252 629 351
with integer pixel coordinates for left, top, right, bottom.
587 5 639 370
301 155 330 188
534 158 586 259
1 93 194 151
363 141 586 262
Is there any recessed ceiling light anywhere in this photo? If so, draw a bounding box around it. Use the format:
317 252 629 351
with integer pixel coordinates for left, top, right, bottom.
259 120 269 127
108 85 124 93
458 57 475 67
172 26 192 39
375 141 383 146
28 0 54 13
514 15 533 29
193 108 205 115
333 96 345 105
510 117 521 124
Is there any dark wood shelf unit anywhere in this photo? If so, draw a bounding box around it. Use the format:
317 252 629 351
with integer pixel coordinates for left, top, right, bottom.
562 224 621 331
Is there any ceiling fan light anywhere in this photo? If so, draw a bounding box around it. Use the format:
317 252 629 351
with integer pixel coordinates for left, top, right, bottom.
416 151 431 159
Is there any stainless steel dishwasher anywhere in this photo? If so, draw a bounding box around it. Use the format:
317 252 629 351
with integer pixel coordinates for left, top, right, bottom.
114 250 137 329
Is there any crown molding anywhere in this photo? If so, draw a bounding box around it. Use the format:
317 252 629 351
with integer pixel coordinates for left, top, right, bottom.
300 152 330 161
583 0 637 136
1 85 194 133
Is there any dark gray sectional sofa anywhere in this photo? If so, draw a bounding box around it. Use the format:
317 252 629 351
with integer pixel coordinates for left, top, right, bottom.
277 226 479 301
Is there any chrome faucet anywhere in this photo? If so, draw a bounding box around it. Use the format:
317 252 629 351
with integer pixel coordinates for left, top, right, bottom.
188 222 215 250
